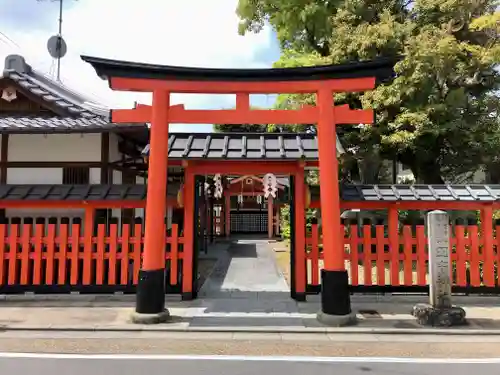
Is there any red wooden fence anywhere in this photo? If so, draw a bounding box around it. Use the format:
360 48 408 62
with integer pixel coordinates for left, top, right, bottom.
0 222 184 287
305 223 499 289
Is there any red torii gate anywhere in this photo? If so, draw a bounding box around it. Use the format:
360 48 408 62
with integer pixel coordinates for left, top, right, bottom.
83 55 396 324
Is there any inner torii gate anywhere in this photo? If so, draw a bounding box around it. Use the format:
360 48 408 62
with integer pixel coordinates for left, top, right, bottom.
83 55 396 324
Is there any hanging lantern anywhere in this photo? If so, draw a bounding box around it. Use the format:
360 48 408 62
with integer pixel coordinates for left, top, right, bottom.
263 173 278 198
213 174 223 199
177 184 184 207
305 185 311 209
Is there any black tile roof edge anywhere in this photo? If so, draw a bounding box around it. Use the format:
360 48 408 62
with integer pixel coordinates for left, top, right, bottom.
81 54 402 83
310 184 500 201
1 183 500 202
0 116 148 134
140 132 328 159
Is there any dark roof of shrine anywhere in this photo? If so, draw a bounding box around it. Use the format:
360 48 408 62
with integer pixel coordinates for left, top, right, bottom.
141 132 336 160
81 55 399 83
0 184 176 202
1 184 499 203
311 184 500 202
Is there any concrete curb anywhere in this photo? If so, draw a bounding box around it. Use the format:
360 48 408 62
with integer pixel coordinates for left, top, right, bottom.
2 325 500 335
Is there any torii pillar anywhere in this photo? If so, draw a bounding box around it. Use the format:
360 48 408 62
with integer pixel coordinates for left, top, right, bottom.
315 88 355 325
131 90 171 323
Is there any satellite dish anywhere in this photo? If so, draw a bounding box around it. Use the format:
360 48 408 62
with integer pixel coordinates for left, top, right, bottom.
47 35 67 59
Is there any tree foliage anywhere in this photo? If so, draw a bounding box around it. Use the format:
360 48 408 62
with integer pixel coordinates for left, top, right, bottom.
213 123 268 132
237 0 500 183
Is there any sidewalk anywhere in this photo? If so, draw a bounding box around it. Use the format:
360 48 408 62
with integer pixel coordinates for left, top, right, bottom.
1 293 500 334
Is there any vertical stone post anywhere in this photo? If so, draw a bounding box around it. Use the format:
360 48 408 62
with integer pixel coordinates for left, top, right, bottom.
428 210 452 309
412 210 466 327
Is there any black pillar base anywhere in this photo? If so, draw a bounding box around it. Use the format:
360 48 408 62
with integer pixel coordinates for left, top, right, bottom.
293 292 306 302
135 268 166 314
182 292 194 301
320 269 351 315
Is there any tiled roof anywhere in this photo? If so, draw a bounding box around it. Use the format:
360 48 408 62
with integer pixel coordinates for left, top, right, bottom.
0 184 177 201
142 132 344 160
2 183 499 203
0 116 110 132
310 184 500 202
1 54 145 133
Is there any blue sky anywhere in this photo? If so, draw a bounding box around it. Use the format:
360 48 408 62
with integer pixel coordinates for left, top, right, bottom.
0 0 281 132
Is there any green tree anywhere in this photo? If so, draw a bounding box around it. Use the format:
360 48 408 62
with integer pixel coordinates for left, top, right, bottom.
213 123 268 132
237 0 500 184
213 105 271 132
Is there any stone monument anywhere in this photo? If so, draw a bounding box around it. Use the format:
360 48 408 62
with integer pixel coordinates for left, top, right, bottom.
412 210 466 327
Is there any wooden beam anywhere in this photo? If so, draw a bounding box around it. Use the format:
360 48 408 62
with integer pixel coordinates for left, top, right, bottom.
100 132 110 184
110 76 376 94
1 161 103 168
1 134 8 184
114 106 318 125
189 161 299 175
236 93 250 110
335 104 373 124
0 197 179 209
111 104 372 125
112 104 184 123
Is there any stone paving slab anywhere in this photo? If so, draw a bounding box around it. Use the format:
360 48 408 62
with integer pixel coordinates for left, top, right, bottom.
199 240 289 297
1 296 500 335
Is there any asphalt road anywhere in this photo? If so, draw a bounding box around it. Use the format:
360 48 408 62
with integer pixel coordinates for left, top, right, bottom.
1 355 499 375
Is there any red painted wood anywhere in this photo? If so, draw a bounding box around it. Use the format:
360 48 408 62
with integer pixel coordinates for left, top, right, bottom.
362 225 372 286
402 226 413 286
375 225 385 286
70 224 80 285
108 224 118 285
0 225 5 284
120 224 130 285
58 224 69 285
170 224 179 285
349 224 359 286
110 76 376 94
45 223 56 285
469 225 480 286
20 224 30 285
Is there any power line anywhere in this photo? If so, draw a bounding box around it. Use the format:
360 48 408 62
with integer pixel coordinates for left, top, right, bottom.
0 30 20 49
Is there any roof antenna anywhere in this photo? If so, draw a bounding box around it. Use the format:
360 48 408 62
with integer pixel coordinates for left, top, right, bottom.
41 0 69 81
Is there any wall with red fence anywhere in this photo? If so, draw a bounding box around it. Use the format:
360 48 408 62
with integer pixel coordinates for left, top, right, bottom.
305 219 500 294
0 218 185 294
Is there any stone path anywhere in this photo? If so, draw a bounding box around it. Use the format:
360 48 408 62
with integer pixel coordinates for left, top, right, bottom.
199 238 289 298
1 294 500 333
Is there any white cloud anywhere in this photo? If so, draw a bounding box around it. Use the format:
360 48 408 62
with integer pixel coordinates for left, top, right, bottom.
0 0 274 131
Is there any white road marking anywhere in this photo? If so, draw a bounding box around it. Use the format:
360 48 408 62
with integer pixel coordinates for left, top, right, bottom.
0 353 500 363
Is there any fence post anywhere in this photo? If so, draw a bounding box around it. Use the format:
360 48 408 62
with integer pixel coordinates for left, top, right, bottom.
411 210 466 327
388 207 399 286
482 205 494 287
